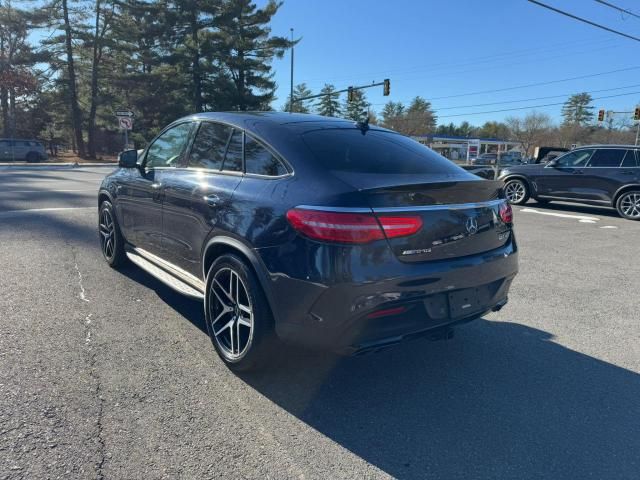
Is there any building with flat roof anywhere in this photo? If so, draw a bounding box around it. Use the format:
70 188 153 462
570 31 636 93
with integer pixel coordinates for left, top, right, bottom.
411 134 521 163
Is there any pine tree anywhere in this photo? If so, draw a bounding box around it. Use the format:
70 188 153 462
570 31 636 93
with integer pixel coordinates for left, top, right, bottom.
282 83 312 113
217 0 293 111
316 83 340 117
561 93 594 126
344 89 369 121
0 1 41 137
380 101 405 131
404 96 437 135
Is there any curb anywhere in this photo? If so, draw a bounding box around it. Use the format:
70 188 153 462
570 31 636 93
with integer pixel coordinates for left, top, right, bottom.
0 162 117 169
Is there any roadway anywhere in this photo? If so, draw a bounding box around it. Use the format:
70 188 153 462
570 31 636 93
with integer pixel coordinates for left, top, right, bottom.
1 166 639 479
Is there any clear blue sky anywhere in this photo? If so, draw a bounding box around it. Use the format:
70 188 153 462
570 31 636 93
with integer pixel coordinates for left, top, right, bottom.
262 0 640 125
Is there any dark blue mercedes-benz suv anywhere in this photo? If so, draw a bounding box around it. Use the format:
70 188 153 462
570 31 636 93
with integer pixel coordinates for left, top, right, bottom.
98 112 518 370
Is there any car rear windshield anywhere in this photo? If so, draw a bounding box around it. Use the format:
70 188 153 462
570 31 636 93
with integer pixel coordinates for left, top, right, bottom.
301 129 461 175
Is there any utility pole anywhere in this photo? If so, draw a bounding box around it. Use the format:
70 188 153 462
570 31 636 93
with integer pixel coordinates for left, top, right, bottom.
289 28 294 113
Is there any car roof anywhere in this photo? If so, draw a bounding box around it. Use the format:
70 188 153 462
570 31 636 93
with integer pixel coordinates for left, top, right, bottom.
174 111 390 135
574 144 639 149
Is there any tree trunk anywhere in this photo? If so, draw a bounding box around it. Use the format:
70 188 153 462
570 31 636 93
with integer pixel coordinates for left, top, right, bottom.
237 50 245 110
62 0 86 158
191 14 202 112
9 88 15 137
87 0 102 158
0 87 8 137
0 36 9 137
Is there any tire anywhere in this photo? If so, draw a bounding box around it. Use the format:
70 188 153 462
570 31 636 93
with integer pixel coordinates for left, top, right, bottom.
26 152 39 163
616 190 640 220
98 201 127 267
504 178 530 205
204 254 276 371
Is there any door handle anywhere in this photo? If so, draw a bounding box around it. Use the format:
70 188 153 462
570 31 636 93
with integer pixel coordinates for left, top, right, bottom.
151 183 162 189
572 170 583 175
621 171 635 175
204 194 221 207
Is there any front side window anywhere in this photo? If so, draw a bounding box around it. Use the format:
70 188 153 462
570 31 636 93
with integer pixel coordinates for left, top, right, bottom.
188 122 232 170
244 135 287 176
588 149 627 167
145 122 193 169
555 149 594 168
222 129 243 172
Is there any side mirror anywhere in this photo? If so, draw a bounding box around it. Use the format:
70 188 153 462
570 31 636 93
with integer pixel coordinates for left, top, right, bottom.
118 149 138 168
547 159 559 167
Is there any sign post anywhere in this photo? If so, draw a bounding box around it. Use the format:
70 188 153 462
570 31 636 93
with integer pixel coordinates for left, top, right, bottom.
115 110 134 150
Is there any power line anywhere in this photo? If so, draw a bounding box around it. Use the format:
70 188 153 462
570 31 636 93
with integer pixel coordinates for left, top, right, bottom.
403 83 640 110
437 90 640 119
528 0 640 42
594 0 640 20
428 66 640 100
370 83 640 108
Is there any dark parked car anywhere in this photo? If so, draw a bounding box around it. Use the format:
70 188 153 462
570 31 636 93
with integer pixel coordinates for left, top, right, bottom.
470 153 498 165
98 112 518 370
498 145 640 220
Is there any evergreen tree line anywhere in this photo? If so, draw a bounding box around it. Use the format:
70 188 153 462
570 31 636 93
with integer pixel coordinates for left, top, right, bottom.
1 0 293 157
285 82 439 137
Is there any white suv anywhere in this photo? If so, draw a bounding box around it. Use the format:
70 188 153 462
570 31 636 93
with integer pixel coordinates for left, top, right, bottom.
0 139 48 162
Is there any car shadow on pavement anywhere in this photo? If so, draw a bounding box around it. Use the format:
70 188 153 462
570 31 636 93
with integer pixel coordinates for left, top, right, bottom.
239 319 640 479
112 265 640 479
116 264 208 333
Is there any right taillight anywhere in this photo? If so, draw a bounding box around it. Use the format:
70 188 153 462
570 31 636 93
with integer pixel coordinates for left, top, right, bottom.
286 208 422 244
499 202 513 224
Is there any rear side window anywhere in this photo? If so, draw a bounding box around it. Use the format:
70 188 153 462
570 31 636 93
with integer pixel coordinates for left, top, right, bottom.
244 135 287 176
588 149 627 167
302 129 461 174
621 150 639 167
188 122 232 170
222 129 243 172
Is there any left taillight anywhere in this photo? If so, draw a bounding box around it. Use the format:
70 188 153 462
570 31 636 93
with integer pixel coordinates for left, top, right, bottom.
499 202 513 224
286 208 422 244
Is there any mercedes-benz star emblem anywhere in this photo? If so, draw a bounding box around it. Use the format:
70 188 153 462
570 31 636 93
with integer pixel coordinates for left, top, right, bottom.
465 217 479 235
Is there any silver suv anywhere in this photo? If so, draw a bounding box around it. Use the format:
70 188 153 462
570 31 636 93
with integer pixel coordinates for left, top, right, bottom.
0 139 48 162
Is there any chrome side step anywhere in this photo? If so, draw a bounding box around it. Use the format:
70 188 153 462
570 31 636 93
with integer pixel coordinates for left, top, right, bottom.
126 251 205 300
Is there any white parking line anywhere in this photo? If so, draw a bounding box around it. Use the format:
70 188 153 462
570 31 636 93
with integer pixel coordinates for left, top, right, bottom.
0 207 96 218
600 225 619 229
519 208 600 222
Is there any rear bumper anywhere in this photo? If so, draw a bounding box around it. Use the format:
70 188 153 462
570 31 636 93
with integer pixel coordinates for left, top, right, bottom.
258 236 518 353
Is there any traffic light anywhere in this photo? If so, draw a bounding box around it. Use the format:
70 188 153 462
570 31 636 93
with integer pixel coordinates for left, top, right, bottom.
597 109 605 122
348 87 354 102
634 106 640 121
383 78 390 96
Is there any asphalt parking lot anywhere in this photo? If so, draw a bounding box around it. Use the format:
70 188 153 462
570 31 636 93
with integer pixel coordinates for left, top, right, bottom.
1 166 639 479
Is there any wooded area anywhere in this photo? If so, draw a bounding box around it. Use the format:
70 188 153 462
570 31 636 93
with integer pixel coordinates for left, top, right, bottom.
0 0 292 157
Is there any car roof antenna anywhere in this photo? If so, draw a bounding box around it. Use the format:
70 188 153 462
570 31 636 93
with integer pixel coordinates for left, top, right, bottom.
355 116 370 134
